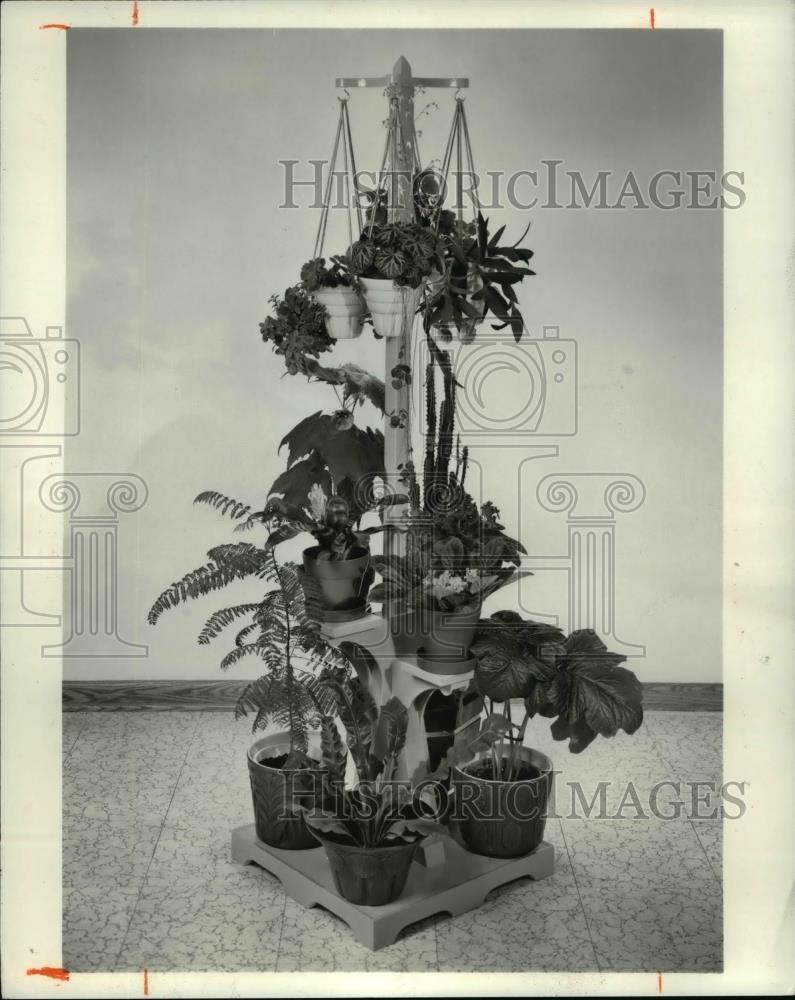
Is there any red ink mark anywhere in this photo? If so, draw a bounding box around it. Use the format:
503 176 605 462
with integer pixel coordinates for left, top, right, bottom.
650 8 656 28
27 967 70 982
658 971 663 992
144 968 149 995
39 24 71 30
132 1 139 26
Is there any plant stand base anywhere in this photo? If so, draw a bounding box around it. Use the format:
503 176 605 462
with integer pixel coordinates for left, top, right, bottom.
230 823 555 951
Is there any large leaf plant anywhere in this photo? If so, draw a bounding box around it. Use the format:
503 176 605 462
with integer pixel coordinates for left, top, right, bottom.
430 611 644 782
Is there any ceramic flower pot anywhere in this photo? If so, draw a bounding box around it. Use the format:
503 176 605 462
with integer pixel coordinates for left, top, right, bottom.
451 746 552 859
313 832 419 906
313 286 365 340
302 545 373 613
359 277 424 338
247 733 321 851
390 602 481 663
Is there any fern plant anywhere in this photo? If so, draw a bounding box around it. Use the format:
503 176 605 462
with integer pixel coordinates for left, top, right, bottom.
148 490 349 765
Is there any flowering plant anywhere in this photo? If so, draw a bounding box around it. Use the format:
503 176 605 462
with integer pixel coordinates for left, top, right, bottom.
259 284 334 376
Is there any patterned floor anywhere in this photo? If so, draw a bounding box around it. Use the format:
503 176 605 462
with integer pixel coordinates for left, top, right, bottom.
63 710 723 973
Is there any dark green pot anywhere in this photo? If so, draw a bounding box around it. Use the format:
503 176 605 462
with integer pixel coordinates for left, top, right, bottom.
452 746 553 858
315 833 419 906
247 734 319 851
302 545 372 612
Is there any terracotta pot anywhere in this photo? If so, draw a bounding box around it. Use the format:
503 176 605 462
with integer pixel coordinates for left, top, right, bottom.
314 286 364 340
360 277 424 338
247 733 321 851
302 545 373 612
390 602 481 662
451 746 552 858
314 832 419 906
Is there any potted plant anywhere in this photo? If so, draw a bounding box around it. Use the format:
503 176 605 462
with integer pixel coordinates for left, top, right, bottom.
371 350 528 666
260 282 335 375
263 489 377 619
348 222 442 338
300 255 365 341
426 211 536 343
297 644 441 905
148 491 349 850
440 612 644 858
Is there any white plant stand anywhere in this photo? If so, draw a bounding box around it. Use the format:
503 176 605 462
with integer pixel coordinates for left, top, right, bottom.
231 823 555 951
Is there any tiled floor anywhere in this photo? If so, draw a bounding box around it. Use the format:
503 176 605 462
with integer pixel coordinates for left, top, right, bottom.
63 710 723 973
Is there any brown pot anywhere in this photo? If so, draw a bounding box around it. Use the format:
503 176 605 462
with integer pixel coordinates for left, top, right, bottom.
302 545 373 612
451 746 553 858
314 832 419 906
247 733 320 851
390 602 481 662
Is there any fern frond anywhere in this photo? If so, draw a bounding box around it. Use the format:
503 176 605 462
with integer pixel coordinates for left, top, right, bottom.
195 491 252 520
197 603 260 645
219 642 265 671
234 622 260 647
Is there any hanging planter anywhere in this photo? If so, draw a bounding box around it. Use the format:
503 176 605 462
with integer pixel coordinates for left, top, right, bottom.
301 257 365 341
313 286 365 340
358 277 424 339
348 222 440 338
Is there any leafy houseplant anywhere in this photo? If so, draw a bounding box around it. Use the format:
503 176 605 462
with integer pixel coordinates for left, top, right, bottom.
298 643 441 905
262 489 379 619
148 491 349 850
441 611 644 858
348 222 442 338
426 211 536 343
301 256 365 341
372 350 527 664
260 283 335 376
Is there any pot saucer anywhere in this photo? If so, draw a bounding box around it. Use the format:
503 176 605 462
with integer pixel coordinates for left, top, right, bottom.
415 649 477 676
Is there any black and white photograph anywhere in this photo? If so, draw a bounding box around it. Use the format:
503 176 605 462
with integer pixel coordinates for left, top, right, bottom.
1 2 793 996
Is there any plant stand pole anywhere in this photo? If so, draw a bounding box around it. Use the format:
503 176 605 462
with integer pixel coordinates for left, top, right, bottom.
336 59 468 552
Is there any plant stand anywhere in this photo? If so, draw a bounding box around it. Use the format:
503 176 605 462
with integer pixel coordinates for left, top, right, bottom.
230 823 554 951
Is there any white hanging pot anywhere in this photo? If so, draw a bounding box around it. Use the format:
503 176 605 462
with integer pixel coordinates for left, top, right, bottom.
359 277 424 339
313 287 365 340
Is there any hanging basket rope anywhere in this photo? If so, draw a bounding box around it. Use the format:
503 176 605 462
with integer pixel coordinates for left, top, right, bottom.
433 97 481 234
313 96 363 258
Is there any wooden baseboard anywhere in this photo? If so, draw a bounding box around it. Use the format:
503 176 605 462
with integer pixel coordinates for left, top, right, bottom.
62 680 723 712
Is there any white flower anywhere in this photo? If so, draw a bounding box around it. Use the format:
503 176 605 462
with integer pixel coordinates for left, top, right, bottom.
307 483 328 522
425 570 470 600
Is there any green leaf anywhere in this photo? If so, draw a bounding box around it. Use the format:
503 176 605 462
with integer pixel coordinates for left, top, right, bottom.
387 817 442 840
372 697 408 767
319 715 347 784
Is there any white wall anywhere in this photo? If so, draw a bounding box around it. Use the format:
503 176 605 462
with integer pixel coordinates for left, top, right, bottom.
63 28 722 682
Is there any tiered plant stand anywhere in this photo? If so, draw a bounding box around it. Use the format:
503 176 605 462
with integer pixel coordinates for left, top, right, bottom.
230 56 555 950
231 824 554 951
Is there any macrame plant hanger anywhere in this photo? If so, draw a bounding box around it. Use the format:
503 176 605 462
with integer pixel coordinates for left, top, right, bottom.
313 95 362 259
434 95 481 235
